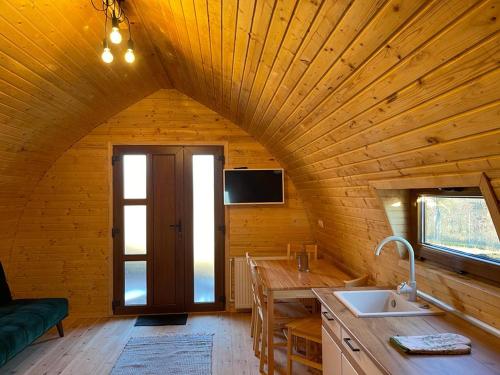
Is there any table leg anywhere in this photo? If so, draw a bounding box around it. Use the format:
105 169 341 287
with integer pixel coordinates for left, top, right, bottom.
267 290 275 375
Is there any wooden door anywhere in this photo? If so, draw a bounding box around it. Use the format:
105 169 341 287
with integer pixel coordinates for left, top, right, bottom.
112 145 224 314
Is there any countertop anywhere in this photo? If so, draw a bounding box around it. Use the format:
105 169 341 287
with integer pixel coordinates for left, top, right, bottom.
313 287 500 375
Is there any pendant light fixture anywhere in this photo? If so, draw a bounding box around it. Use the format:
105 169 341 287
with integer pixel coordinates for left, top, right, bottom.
91 0 135 64
101 39 114 63
124 39 135 63
110 14 122 45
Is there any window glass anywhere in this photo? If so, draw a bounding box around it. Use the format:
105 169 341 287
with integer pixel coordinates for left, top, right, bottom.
124 155 146 199
421 195 500 263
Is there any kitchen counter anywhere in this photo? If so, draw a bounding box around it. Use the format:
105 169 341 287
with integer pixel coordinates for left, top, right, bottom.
313 287 500 375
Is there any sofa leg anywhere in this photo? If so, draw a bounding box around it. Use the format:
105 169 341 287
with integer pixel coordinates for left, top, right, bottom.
56 321 64 337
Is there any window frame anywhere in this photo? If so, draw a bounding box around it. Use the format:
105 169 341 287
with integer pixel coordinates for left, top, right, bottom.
410 187 500 284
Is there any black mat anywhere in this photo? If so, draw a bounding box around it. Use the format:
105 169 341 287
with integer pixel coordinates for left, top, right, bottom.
135 313 188 326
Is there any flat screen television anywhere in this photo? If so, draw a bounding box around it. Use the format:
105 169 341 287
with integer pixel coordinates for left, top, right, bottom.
223 169 284 205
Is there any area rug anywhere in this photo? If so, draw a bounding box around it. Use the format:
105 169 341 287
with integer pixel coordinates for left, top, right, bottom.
110 334 213 375
135 313 188 326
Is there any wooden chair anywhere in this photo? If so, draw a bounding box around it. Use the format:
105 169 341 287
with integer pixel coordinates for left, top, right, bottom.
287 243 318 261
286 317 322 375
248 259 310 373
246 252 302 341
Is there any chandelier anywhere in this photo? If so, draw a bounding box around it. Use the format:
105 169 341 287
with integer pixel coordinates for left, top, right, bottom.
91 0 135 64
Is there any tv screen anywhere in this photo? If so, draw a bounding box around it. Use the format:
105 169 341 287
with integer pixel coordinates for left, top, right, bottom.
224 169 284 205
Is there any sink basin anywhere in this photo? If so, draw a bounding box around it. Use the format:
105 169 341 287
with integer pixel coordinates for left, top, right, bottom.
334 290 442 318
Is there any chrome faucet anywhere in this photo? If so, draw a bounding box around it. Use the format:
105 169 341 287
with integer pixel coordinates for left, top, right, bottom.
375 236 417 302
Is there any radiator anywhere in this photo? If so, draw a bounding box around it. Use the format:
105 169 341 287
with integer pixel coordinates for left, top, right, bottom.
231 257 253 309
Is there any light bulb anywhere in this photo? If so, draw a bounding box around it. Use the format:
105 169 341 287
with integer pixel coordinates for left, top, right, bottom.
110 27 122 44
125 49 135 63
102 47 113 63
101 39 113 63
124 39 135 63
110 17 122 44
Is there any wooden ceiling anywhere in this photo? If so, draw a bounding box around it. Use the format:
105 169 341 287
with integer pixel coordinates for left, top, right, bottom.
1 0 499 266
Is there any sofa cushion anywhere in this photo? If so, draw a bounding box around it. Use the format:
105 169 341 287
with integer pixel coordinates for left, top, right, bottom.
0 298 68 366
0 263 12 305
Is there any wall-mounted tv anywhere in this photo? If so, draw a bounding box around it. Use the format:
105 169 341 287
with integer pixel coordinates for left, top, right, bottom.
223 169 284 205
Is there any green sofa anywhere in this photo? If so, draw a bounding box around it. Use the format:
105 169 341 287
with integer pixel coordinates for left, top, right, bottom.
0 262 68 367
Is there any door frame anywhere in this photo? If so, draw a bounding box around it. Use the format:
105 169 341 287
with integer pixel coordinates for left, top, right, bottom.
109 143 228 315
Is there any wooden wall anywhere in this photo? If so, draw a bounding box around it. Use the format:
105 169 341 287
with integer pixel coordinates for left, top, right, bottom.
0 0 499 326
7 90 312 316
0 0 168 272
130 0 500 326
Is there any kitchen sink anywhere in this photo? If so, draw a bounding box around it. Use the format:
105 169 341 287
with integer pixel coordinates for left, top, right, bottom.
333 290 443 318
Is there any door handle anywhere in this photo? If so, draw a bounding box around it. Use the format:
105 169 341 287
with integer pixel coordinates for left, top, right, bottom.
169 220 182 233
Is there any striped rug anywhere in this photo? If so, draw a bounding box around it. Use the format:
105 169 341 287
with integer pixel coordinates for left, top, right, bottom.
110 334 213 375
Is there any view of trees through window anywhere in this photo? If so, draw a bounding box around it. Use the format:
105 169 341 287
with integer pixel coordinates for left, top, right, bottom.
421 196 500 263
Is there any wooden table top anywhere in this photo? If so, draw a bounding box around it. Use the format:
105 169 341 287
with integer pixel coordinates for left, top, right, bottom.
254 259 350 291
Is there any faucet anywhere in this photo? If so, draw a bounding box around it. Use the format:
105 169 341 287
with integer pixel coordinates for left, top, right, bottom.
375 236 417 302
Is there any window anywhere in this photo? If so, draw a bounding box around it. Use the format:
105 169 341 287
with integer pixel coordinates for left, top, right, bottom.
411 188 500 283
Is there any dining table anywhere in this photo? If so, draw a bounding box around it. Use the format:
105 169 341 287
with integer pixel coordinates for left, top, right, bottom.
254 258 351 375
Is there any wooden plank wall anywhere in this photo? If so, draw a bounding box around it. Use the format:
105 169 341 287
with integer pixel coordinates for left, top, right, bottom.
0 0 169 272
133 0 500 327
0 0 498 325
7 90 312 316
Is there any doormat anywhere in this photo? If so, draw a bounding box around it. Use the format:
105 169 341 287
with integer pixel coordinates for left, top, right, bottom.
135 313 188 326
110 334 213 374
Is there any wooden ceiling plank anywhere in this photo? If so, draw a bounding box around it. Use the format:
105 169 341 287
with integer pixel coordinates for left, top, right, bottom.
5 0 139 105
221 0 239 116
0 20 99 110
123 1 172 89
180 0 214 104
233 0 276 123
285 32 500 171
228 0 257 120
292 128 500 184
206 0 224 110
169 0 210 105
143 0 197 94
280 0 483 165
274 0 496 156
294 71 500 182
265 0 428 145
237 0 298 126
0 69 84 119
256 0 386 141
248 0 349 137
291 100 500 179
193 0 217 105
47 0 158 96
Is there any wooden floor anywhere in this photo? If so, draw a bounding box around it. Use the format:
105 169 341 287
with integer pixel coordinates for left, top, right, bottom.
1 312 314 375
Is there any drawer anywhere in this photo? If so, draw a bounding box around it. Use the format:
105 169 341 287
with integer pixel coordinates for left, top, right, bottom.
341 328 383 375
321 306 341 340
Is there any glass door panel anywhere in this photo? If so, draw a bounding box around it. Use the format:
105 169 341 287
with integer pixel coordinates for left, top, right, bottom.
192 155 215 303
123 155 147 199
124 205 147 255
124 261 147 305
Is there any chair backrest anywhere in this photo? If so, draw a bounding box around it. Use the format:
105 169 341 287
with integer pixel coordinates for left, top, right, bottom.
287 243 318 261
0 262 12 305
248 258 266 311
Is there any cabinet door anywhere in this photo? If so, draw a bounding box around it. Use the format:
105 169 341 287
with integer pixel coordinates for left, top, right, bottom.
322 327 342 375
341 354 359 375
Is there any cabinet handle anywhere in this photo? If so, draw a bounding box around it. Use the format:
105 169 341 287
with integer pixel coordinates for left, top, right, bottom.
322 311 335 321
343 338 360 352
